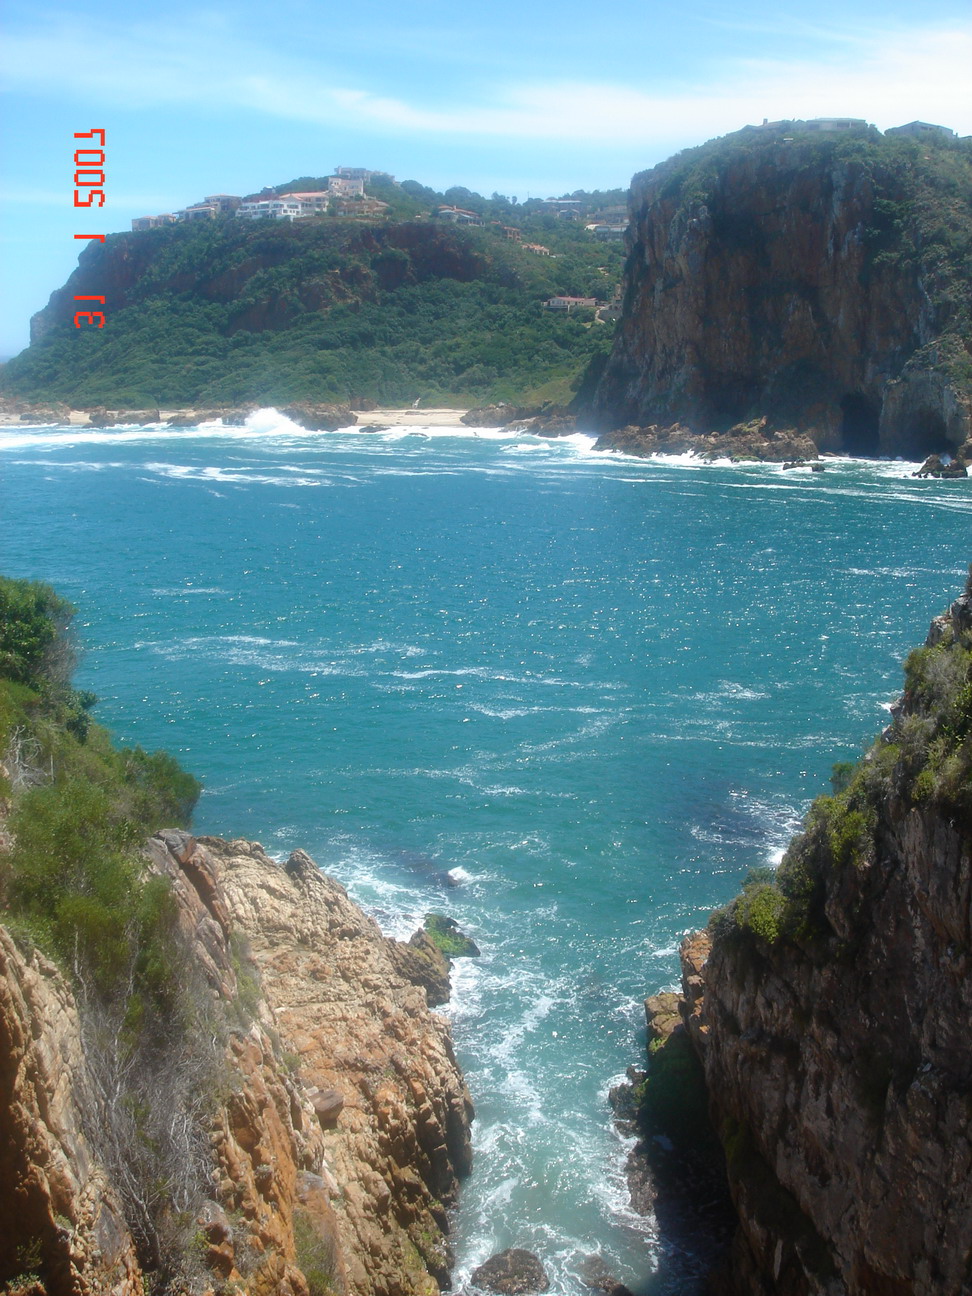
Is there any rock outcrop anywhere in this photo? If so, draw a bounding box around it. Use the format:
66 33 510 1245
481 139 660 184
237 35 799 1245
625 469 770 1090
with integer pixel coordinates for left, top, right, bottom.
0 833 473 1296
665 576 972 1293
471 1249 550 1294
590 127 972 458
0 928 142 1296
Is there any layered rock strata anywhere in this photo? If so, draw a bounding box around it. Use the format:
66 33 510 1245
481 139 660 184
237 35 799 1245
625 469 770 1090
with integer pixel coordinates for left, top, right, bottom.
590 128 972 458
0 833 472 1296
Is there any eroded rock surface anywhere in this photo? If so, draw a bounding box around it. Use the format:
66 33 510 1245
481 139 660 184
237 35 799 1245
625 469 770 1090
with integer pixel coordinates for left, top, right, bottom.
0 929 142 1296
0 833 472 1296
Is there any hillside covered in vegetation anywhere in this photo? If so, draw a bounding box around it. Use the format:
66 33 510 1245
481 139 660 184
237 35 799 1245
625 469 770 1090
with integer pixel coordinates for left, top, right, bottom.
2 182 624 409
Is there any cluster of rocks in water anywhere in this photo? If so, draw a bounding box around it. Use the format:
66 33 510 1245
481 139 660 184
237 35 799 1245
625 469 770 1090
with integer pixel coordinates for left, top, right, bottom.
595 417 822 464
467 1247 636 1296
461 404 579 437
913 449 970 477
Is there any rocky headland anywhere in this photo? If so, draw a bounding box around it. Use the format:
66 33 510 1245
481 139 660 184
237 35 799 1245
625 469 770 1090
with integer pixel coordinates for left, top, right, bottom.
589 126 972 461
1 831 472 1296
634 571 972 1293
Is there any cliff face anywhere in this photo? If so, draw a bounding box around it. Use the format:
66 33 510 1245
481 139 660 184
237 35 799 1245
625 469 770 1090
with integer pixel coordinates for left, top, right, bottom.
0 832 472 1296
0 927 143 1296
677 578 972 1294
591 128 972 458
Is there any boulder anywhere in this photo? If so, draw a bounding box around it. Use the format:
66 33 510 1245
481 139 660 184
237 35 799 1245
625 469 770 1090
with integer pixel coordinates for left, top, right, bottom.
279 402 356 431
422 913 480 958
914 453 968 478
471 1248 550 1294
461 403 536 428
310 1088 345 1129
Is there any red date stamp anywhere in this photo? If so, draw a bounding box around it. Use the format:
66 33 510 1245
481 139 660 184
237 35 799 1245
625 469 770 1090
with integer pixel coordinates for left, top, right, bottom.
73 128 106 328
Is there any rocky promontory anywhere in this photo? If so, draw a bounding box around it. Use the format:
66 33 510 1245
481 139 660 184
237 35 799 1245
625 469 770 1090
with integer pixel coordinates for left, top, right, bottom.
1 832 473 1296
641 571 972 1293
590 126 972 459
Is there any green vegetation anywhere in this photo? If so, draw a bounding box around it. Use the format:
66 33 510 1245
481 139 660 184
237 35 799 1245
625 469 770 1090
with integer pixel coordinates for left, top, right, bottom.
2 180 625 408
711 567 972 951
422 912 480 958
293 1211 339 1296
0 574 211 1289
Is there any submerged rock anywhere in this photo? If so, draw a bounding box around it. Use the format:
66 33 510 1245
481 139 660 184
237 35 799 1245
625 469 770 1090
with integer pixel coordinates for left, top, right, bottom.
422 912 481 958
471 1248 550 1294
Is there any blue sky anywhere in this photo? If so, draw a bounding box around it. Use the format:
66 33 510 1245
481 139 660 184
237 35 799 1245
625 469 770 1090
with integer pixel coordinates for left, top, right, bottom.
2 0 970 358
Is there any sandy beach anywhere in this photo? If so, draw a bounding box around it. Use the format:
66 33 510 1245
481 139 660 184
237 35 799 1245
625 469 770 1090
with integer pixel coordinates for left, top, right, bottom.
353 407 469 426
0 405 471 428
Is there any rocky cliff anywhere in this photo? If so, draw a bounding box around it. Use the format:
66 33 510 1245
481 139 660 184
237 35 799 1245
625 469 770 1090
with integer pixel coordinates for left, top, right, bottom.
0 832 472 1296
590 126 972 459
669 573 972 1293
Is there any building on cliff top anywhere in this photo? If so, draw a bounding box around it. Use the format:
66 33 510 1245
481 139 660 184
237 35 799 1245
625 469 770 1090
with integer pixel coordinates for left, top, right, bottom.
886 120 957 138
755 116 869 132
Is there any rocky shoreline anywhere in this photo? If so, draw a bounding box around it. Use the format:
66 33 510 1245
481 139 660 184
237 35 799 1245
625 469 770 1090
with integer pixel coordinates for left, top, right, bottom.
6 395 972 474
1 832 474 1296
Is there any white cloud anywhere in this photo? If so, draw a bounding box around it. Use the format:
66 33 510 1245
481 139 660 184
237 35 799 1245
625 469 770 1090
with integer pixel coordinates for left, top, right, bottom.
2 15 970 147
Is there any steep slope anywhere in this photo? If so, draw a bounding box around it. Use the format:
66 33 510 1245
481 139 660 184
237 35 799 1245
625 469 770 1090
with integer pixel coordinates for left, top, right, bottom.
590 126 972 458
0 831 472 1296
672 570 972 1293
1 216 619 409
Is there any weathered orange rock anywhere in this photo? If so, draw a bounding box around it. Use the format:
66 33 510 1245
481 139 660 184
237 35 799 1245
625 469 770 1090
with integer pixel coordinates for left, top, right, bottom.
0 831 472 1296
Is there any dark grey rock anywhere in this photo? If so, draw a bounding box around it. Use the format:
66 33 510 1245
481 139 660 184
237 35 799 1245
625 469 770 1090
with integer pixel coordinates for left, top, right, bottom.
471 1248 550 1294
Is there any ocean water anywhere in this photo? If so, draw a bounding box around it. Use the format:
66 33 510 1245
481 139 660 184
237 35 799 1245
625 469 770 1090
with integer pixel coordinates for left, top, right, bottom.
2 411 970 1292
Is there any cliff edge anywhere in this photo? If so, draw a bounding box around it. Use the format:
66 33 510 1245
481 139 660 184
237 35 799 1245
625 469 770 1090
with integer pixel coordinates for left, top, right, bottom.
590 126 972 459
0 832 472 1296
670 571 972 1293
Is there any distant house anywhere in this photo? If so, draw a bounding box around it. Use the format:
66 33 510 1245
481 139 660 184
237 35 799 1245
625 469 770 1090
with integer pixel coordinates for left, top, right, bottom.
280 190 331 212
586 223 626 241
886 121 956 139
755 117 868 133
203 194 243 214
433 205 483 225
328 176 366 197
805 117 868 132
541 199 582 220
236 198 307 221
131 213 178 231
522 243 551 256
545 296 597 312
179 204 219 221
334 197 390 217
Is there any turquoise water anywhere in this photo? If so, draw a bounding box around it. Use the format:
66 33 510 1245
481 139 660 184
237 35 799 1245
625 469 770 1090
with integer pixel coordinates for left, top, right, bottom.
2 412 970 1293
